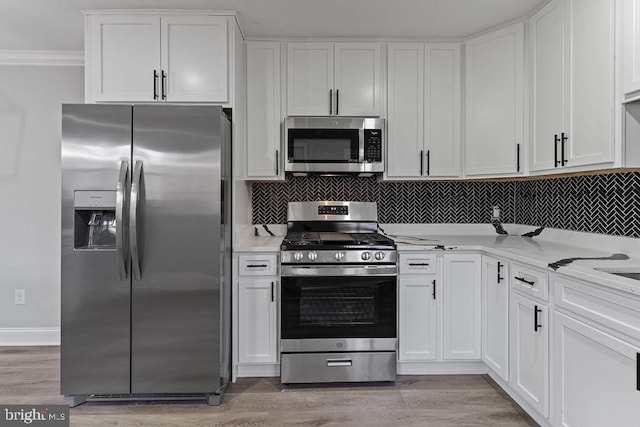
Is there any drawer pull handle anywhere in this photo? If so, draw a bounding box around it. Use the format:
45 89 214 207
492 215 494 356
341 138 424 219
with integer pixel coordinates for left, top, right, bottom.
408 263 430 267
246 264 268 268
497 262 504 283
515 276 535 286
327 359 352 367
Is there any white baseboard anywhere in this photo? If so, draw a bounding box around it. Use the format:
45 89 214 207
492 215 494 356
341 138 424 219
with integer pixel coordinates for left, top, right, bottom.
236 364 280 378
397 360 488 375
0 328 60 346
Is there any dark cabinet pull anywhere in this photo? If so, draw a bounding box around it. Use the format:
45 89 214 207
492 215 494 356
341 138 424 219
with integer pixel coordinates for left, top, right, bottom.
408 262 429 267
161 70 167 100
329 89 333 115
246 264 268 268
153 70 158 100
426 150 430 176
275 150 279 175
497 262 504 283
420 150 424 176
554 134 560 167
561 132 568 166
516 144 521 172
534 305 542 331
271 281 275 302
637 353 639 391
515 276 535 286
432 279 436 300
336 89 339 115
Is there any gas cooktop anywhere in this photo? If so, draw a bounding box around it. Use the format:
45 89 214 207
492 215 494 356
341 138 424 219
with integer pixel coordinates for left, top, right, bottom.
281 231 395 251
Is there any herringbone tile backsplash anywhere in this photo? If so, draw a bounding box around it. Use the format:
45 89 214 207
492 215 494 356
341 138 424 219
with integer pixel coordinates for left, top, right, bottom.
251 172 640 238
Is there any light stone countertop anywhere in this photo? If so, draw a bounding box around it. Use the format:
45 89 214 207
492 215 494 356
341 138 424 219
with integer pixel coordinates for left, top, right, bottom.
233 224 640 297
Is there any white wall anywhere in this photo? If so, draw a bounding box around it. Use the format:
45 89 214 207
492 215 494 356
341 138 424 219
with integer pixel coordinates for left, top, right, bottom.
0 65 83 343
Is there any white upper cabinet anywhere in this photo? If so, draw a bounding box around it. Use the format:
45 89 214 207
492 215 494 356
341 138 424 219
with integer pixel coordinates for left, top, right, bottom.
86 12 229 103
530 0 615 171
246 41 283 180
564 0 615 168
530 0 564 172
160 16 228 102
624 0 640 96
465 23 524 177
287 42 381 116
387 43 461 179
88 15 160 102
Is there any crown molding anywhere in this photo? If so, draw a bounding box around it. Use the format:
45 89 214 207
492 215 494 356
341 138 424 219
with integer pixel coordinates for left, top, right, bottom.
0 50 83 66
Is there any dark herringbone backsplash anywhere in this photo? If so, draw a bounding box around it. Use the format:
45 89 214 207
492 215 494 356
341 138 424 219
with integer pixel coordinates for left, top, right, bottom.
251 172 640 238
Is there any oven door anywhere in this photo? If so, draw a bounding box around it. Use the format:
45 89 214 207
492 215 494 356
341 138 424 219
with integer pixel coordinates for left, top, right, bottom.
281 266 397 344
286 128 365 173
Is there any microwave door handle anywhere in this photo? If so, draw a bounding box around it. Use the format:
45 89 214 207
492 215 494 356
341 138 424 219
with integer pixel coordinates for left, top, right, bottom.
130 160 143 281
115 161 129 281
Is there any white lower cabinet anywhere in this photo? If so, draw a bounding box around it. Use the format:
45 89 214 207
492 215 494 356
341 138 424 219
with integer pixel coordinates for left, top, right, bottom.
510 291 549 418
236 253 279 367
554 312 640 426
442 254 482 360
238 278 278 364
481 256 509 381
398 268 438 361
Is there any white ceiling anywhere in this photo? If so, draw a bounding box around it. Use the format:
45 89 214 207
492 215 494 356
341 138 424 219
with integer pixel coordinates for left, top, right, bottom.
0 0 545 51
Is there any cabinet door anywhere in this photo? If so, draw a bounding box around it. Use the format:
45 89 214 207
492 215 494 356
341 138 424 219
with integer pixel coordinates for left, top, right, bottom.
89 15 160 102
387 43 424 178
554 312 640 426
465 23 524 176
442 254 481 360
246 42 283 180
482 256 509 381
398 276 437 361
624 0 640 95
564 0 614 167
510 292 549 417
334 43 381 116
161 16 228 102
287 43 333 116
238 279 278 364
530 0 564 172
425 43 461 177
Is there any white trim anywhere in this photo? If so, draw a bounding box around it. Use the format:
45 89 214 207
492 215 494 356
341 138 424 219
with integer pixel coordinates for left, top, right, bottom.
0 50 83 66
237 364 279 378
0 328 60 346
397 360 487 375
82 9 238 17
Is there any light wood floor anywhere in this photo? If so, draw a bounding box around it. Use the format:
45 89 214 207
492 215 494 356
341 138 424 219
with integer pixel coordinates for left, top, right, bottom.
1 347 537 426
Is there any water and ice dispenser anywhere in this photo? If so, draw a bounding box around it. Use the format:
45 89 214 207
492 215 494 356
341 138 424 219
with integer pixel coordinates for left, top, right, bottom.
74 191 117 249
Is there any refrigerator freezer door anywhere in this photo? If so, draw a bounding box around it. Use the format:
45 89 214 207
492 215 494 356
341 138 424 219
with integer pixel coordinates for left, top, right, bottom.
61 104 132 395
130 105 223 393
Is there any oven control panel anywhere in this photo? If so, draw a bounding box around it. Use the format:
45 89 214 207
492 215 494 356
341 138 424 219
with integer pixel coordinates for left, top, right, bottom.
318 205 348 215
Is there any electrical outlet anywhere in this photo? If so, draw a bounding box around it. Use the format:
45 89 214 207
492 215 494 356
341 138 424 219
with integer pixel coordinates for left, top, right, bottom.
14 289 25 305
492 206 501 221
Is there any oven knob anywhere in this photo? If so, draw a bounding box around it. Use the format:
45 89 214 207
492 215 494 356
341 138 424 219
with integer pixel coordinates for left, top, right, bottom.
361 252 371 261
375 251 385 260
335 252 345 261
308 251 317 261
293 252 304 261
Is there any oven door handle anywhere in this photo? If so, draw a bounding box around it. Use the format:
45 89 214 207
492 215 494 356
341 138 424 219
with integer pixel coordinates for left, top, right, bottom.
281 265 397 277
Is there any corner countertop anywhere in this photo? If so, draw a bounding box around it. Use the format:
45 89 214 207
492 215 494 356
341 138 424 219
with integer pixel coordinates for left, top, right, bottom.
234 223 640 297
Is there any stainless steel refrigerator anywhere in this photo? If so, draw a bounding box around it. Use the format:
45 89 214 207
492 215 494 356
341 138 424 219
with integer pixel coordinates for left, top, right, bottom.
60 104 231 406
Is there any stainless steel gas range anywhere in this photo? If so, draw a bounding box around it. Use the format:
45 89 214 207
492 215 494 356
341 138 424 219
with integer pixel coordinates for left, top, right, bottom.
279 201 397 384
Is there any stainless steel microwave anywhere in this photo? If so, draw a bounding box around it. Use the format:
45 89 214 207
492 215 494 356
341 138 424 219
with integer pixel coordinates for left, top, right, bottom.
284 117 384 174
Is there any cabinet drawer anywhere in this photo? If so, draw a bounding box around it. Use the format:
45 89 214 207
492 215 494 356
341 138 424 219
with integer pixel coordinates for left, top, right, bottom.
238 254 278 276
510 263 548 301
399 253 437 274
556 276 640 341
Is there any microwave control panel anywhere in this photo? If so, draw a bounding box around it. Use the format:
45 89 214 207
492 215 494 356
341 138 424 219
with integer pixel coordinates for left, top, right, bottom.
364 129 382 162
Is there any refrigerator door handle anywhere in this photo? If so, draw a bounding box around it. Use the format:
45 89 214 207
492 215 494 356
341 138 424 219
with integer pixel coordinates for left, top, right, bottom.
130 160 143 281
116 161 130 280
